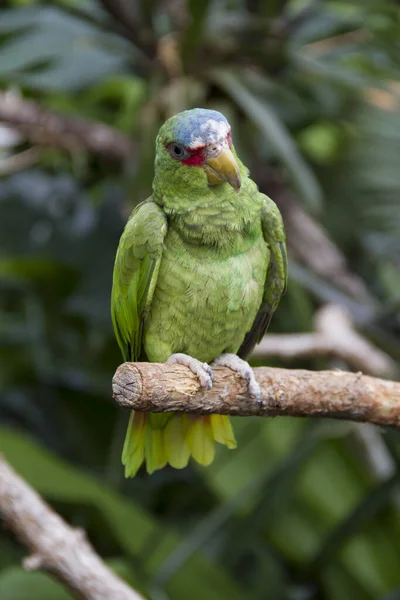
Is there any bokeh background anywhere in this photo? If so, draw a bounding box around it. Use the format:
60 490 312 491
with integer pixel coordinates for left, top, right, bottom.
1 1 400 599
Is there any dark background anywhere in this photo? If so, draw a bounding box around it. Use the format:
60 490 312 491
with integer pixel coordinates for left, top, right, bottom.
0 1 400 599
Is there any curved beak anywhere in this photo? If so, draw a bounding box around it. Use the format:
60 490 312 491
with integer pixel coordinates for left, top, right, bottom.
204 146 241 191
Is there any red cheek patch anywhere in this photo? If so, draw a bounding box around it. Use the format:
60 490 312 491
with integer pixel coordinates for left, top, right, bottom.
182 147 206 167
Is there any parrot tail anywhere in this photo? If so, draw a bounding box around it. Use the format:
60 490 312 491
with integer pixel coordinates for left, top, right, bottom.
122 411 237 477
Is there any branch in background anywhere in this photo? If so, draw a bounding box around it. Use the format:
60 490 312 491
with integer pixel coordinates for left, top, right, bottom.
364 81 400 112
0 90 134 163
0 147 40 176
113 362 400 430
304 29 371 55
279 193 370 300
0 457 143 600
252 304 396 377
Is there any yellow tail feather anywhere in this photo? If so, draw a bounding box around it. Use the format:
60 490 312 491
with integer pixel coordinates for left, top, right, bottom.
122 412 237 477
211 414 237 449
184 415 215 466
164 415 190 469
145 426 167 474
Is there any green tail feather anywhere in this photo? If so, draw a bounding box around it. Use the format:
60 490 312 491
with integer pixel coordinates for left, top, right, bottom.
122 412 237 477
122 410 146 478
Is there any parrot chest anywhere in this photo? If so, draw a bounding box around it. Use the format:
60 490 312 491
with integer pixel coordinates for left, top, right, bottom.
143 227 269 363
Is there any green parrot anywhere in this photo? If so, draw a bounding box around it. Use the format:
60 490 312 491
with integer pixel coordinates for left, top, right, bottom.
111 108 287 477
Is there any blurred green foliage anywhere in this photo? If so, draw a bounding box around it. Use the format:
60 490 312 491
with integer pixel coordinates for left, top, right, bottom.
0 1 400 599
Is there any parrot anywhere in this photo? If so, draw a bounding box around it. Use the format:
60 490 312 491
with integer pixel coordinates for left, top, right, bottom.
111 108 287 477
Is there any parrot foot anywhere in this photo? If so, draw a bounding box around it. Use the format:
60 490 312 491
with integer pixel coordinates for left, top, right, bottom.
212 353 262 407
166 353 214 390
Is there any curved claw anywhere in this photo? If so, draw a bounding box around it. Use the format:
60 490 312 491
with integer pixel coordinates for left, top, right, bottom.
203 363 215 384
211 353 263 407
248 379 263 408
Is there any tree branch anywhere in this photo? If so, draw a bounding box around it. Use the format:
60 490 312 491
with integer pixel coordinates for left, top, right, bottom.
0 457 144 600
0 90 134 163
252 304 396 377
112 362 400 429
0 147 40 175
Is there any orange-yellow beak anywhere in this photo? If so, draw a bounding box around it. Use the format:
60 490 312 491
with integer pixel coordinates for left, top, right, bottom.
204 145 241 191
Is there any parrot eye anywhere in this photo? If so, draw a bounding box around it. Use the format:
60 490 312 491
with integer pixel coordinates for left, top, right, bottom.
168 143 189 160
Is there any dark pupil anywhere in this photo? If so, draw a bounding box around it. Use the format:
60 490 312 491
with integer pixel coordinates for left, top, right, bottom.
174 145 182 155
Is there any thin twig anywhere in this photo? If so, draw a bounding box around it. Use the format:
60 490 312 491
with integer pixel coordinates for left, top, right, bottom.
0 457 144 600
304 29 371 56
112 362 400 429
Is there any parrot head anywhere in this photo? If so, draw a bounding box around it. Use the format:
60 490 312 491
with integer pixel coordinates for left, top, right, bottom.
154 108 242 196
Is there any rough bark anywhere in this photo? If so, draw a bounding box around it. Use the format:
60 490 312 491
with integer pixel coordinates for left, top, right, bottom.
113 362 400 429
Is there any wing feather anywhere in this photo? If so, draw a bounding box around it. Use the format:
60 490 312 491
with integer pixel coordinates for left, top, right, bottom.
238 194 287 359
111 199 167 362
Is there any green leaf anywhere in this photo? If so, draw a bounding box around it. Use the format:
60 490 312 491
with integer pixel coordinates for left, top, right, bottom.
307 474 400 575
0 7 128 91
293 52 376 89
0 568 72 600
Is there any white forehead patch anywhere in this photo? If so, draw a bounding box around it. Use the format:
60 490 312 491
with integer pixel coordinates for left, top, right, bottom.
190 119 230 149
188 136 205 150
200 119 230 140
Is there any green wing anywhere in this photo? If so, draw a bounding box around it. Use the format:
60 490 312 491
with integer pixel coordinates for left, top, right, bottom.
111 199 167 362
238 194 287 359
